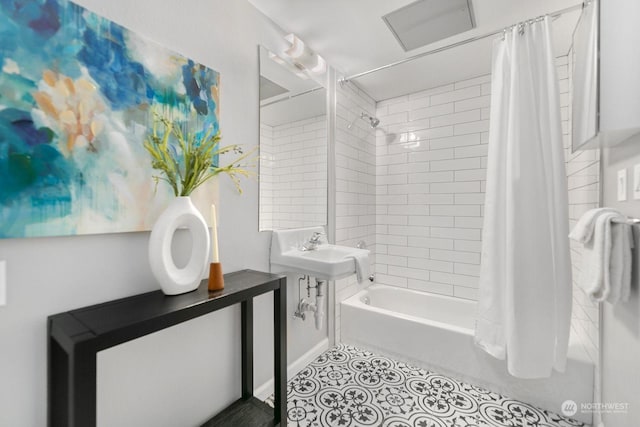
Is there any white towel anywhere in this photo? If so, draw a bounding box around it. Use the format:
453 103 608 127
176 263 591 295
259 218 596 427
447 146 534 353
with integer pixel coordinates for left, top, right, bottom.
607 221 634 304
570 209 633 304
345 252 370 284
568 207 618 244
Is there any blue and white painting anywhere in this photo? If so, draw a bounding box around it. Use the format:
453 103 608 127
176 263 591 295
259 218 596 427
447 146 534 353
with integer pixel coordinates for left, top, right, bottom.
0 0 220 238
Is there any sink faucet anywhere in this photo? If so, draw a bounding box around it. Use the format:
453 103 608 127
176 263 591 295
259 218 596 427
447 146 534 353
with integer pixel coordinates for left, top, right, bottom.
301 231 325 251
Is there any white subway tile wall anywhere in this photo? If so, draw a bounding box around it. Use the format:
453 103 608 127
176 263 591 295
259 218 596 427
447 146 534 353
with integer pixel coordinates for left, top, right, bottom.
564 53 600 363
334 82 377 341
259 123 274 230
374 72 491 301
259 116 328 230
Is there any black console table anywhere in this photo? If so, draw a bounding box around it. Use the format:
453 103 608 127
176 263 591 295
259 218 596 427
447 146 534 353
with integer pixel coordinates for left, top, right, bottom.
48 269 287 427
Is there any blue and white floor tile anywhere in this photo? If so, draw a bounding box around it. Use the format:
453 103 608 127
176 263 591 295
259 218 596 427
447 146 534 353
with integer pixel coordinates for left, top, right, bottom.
270 344 587 427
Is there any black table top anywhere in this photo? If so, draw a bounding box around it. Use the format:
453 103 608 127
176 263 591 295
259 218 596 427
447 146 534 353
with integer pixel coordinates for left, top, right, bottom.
49 269 285 349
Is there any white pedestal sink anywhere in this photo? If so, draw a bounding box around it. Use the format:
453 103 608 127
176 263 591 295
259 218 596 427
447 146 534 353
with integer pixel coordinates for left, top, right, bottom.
270 227 370 280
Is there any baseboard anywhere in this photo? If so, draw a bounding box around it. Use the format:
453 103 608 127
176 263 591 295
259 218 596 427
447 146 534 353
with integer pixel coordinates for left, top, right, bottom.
254 337 329 401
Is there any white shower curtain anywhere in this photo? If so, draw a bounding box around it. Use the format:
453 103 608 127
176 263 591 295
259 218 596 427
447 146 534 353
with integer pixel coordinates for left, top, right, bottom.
475 17 572 379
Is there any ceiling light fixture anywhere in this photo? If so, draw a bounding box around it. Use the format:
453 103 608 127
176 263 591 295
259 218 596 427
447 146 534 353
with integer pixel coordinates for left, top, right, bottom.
283 33 327 78
268 51 286 65
284 33 306 59
269 50 310 80
311 55 327 74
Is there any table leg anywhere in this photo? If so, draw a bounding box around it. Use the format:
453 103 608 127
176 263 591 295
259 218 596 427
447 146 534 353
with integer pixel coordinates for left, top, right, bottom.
241 299 254 399
48 335 68 427
71 343 97 427
48 338 97 427
274 280 287 425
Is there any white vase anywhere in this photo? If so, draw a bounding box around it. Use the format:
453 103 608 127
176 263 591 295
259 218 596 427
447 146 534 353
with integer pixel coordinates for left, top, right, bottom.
148 196 210 295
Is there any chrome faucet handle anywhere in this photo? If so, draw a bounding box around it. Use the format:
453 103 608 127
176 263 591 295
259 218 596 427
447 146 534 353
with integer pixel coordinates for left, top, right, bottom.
309 231 325 243
301 231 325 251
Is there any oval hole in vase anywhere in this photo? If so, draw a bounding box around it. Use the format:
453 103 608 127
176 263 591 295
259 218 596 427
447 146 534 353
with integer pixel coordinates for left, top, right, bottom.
171 228 193 269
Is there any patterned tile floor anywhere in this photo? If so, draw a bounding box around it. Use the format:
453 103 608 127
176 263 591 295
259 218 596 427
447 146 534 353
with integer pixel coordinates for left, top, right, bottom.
269 344 587 427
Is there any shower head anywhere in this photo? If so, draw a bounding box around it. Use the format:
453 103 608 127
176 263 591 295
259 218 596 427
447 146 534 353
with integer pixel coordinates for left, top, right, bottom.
347 112 380 129
362 112 380 128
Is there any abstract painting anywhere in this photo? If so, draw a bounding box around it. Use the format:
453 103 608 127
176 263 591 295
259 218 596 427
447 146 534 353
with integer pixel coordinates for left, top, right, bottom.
0 0 220 238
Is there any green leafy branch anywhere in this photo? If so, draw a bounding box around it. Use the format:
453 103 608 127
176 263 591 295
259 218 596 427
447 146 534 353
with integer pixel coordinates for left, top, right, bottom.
144 114 256 197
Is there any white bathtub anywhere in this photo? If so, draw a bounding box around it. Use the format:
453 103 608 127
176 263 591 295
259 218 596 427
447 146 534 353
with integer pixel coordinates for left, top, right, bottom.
341 285 594 425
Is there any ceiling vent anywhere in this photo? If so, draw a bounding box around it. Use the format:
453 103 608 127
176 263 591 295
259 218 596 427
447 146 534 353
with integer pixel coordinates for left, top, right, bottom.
383 0 476 52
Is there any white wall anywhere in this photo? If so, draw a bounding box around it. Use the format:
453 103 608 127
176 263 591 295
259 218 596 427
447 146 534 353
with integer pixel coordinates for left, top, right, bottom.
333 81 377 341
600 141 640 427
0 1 327 426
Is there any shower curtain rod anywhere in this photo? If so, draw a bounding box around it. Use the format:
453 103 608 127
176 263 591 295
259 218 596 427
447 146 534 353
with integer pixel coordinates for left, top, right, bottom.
339 2 584 84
